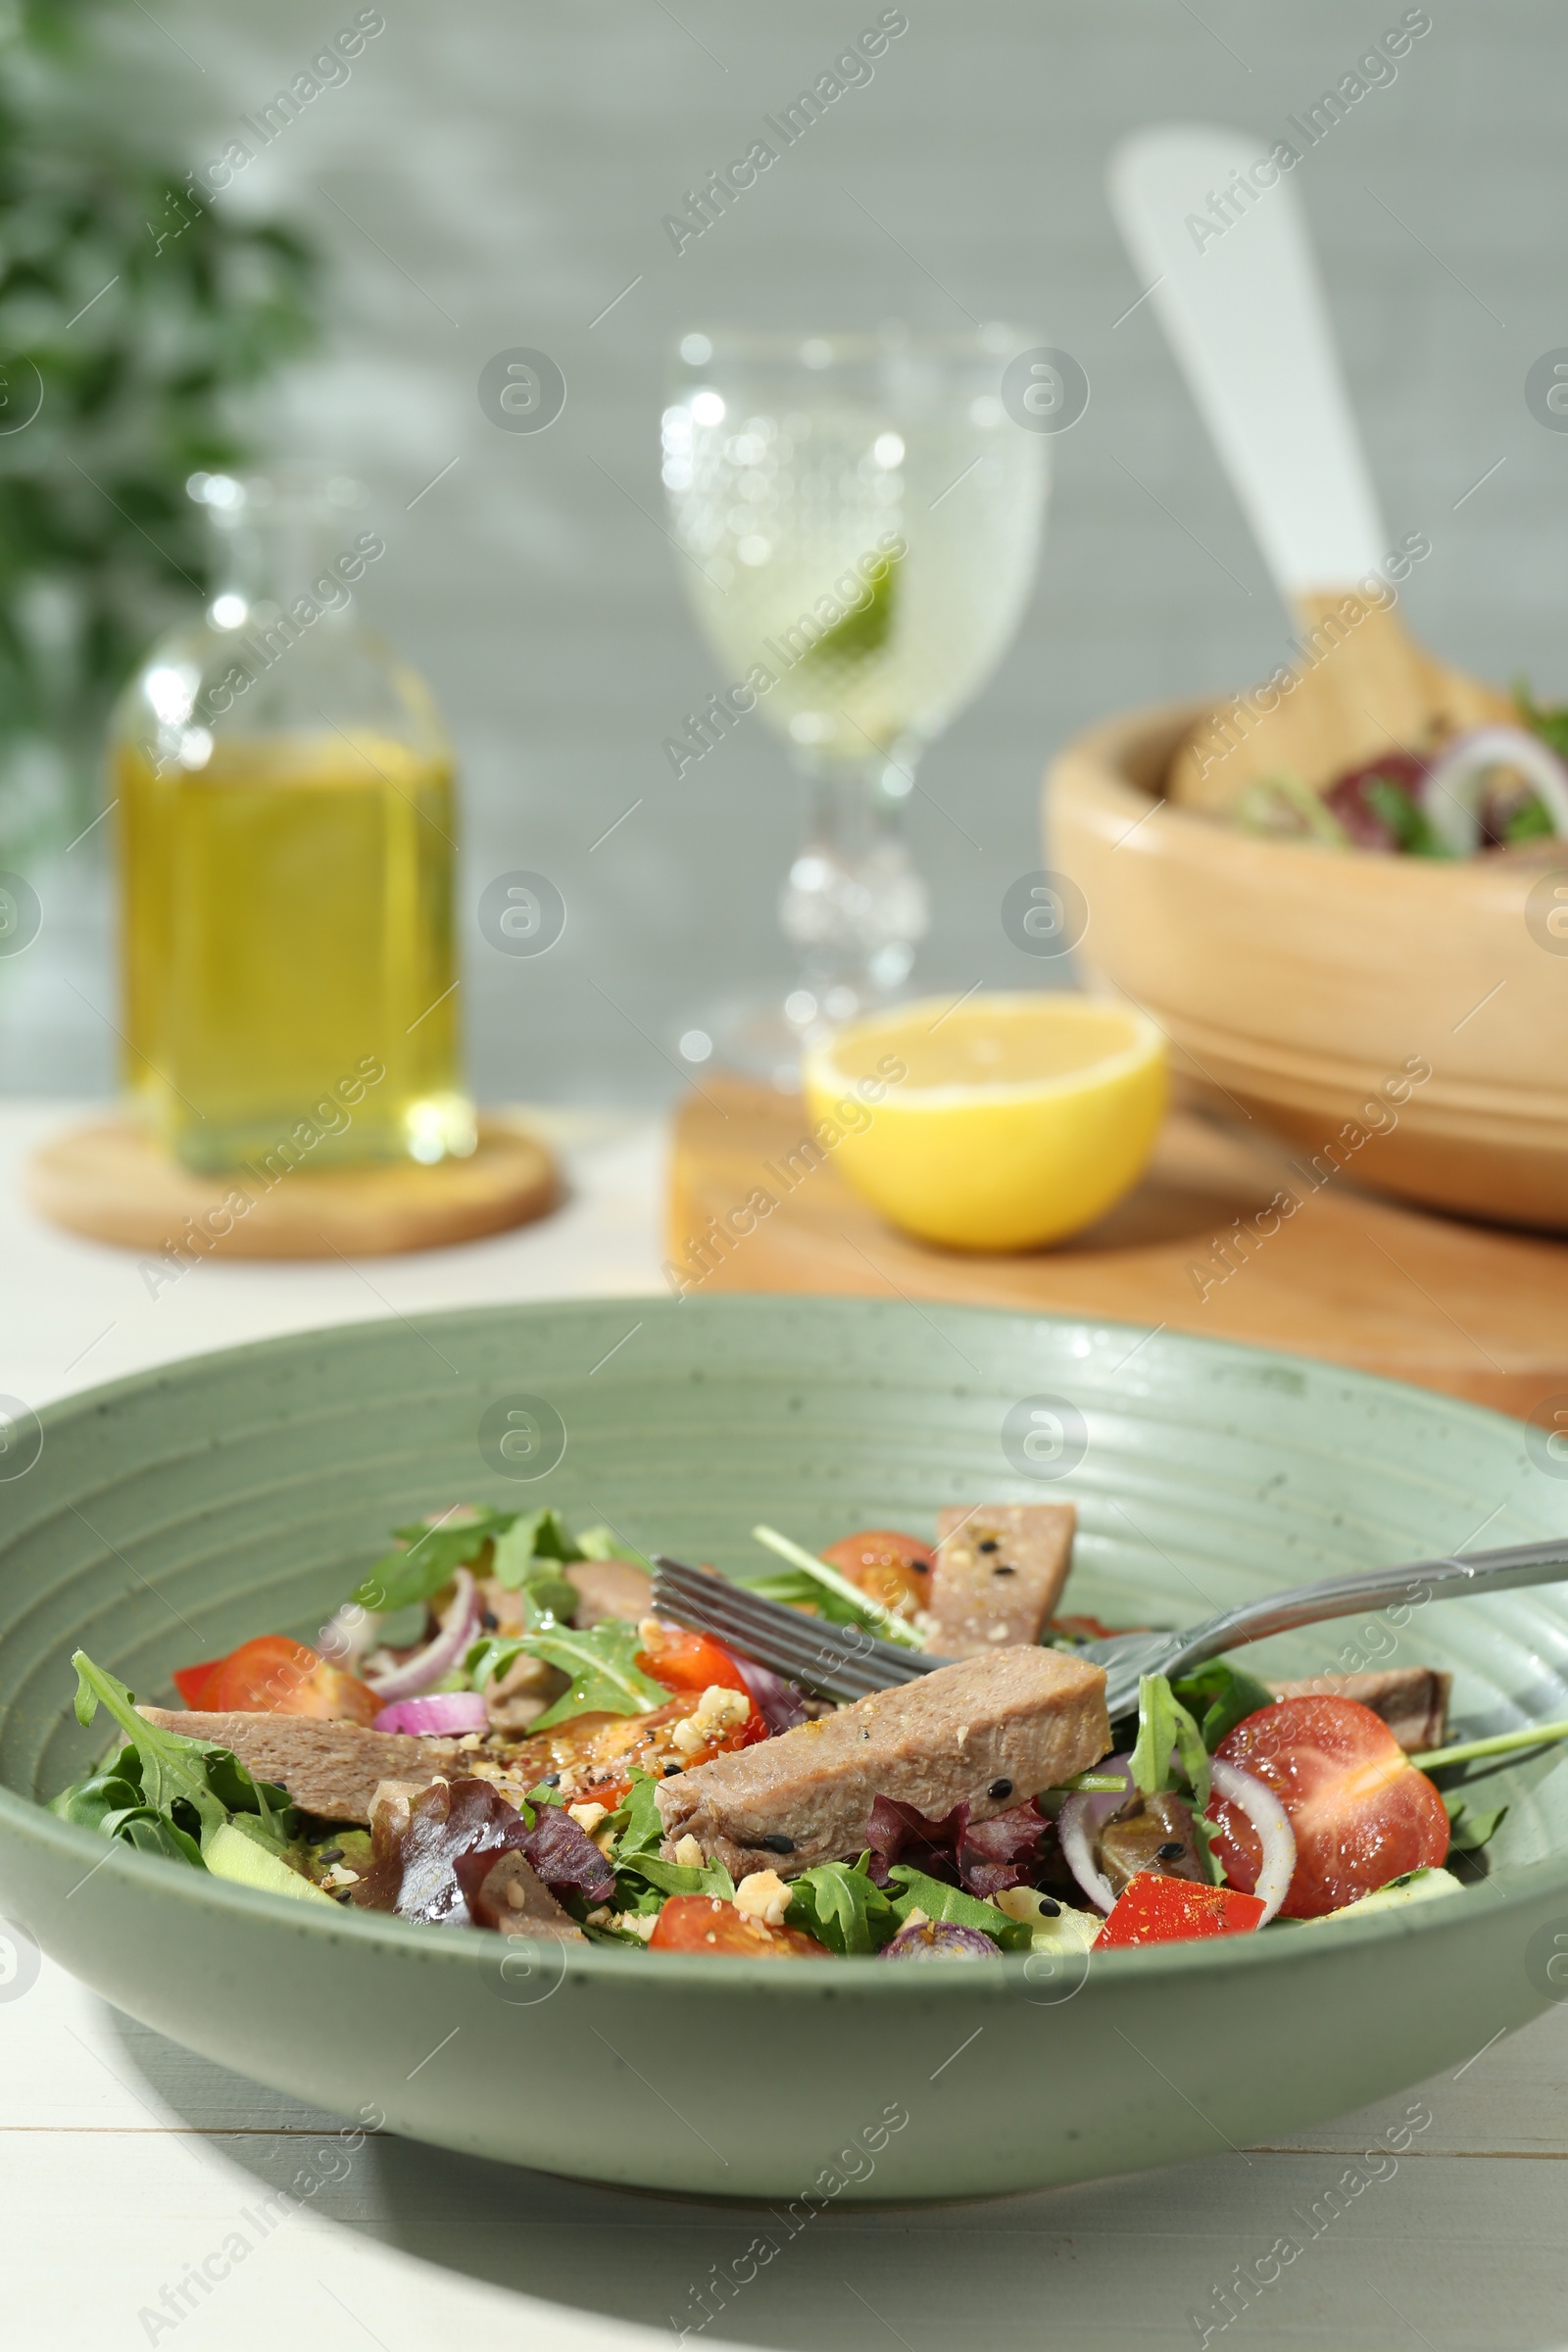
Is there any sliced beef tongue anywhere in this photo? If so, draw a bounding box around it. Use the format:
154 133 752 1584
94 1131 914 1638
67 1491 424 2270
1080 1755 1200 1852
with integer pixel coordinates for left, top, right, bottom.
656 1644 1108 1881
137 1707 465 1823
928 1504 1076 1657
1263 1667 1451 1754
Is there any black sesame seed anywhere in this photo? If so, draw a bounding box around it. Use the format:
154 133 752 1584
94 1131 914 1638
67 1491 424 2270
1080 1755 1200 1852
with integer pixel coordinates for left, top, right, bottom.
988 1777 1013 1799
479 1608 499 1631
540 1773 562 1788
909 1558 931 1574
978 1539 1001 1554
317 1845 343 1865
1156 1839 1184 1861
663 1763 682 1777
1036 1896 1061 1917
759 1833 797 1853
993 1563 1016 1577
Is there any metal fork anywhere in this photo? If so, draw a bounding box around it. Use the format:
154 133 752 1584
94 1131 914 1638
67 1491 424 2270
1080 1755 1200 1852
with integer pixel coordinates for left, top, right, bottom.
652 1540 1568 1719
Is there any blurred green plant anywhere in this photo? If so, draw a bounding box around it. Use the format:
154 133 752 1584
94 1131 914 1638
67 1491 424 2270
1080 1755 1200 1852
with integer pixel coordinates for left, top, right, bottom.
0 0 318 857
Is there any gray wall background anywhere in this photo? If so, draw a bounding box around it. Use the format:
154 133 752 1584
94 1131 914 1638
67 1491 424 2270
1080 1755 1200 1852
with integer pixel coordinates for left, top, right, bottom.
5 0 1564 1105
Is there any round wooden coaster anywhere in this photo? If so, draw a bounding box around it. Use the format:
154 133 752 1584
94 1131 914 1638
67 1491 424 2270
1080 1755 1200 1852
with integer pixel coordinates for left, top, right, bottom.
26 1116 559 1260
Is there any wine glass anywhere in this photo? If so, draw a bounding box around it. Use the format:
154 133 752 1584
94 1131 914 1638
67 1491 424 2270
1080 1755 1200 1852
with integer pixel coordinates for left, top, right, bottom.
662 325 1050 1084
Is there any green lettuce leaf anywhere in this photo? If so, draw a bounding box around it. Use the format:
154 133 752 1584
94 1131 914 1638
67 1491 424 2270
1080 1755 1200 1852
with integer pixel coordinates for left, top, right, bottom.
886 1865 1031 1952
786 1857 897 1955
1172 1660 1277 1752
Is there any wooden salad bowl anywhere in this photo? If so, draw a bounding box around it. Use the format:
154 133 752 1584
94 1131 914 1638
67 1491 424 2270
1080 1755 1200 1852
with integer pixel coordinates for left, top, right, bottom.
1047 703 1568 1233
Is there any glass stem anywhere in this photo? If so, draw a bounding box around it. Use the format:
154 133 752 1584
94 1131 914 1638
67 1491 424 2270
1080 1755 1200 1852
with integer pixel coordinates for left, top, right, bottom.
779 746 930 1024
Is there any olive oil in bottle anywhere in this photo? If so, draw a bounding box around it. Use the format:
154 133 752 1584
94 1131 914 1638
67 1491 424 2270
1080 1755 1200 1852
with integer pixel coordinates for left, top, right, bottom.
111 472 474 1174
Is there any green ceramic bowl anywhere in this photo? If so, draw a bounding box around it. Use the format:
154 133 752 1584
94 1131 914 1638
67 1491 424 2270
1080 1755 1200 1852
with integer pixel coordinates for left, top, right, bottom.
2 1297 1566 2201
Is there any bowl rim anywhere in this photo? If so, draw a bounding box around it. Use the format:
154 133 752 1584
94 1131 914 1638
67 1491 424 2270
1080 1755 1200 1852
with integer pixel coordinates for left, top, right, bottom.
4 1293 1566 1987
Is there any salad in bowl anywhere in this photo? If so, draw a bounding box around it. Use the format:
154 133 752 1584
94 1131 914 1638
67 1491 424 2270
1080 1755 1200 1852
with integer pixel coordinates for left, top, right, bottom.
57 1494 1530 1963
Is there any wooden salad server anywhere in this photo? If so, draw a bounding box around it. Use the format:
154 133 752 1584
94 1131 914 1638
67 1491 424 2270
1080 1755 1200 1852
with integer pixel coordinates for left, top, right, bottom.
1107 123 1509 818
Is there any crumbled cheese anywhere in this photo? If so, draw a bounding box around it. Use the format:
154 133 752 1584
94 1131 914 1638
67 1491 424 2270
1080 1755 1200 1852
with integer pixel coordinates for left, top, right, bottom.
734 1870 791 1928
903 1906 930 1930
674 1834 707 1868
585 1905 612 1928
987 1624 1009 1642
637 1617 665 1648
568 1800 610 1834
611 1910 659 1942
323 1865 360 1888
994 1886 1038 1923
456 1731 484 1748
956 1725 969 1746
671 1683 750 1756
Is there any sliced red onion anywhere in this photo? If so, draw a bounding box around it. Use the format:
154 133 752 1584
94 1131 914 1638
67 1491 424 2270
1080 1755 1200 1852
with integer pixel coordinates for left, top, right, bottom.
725 1647 808 1735
318 1602 379 1667
364 1568 479 1703
1208 1756 1297 1925
880 1919 1001 1961
373 1690 489 1738
1422 726 1568 856
1057 1755 1133 1914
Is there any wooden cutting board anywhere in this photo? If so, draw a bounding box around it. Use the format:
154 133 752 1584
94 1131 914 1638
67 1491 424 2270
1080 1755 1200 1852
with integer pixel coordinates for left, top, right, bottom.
667 1076 1568 1421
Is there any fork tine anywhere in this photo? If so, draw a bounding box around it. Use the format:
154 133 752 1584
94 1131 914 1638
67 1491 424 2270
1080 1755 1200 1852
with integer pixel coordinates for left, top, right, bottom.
652 1575 889 1700
650 1557 922 1699
655 1565 918 1676
653 1558 934 1688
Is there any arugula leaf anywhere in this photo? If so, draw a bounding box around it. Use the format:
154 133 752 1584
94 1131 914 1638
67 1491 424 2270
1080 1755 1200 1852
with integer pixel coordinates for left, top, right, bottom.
886 1865 1031 1952
1172 1660 1277 1752
490 1509 583 1587
617 1851 736 1901
59 1652 299 1870
750 1524 923 1648
468 1619 667 1731
604 1767 664 1864
353 1506 515 1613
1129 1674 1210 1811
1443 1788 1508 1852
577 1525 655 1570
1362 774 1453 858
786 1857 897 1956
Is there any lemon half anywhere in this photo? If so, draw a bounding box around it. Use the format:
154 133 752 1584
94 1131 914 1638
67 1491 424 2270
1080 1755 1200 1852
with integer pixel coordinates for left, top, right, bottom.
802 993 1168 1252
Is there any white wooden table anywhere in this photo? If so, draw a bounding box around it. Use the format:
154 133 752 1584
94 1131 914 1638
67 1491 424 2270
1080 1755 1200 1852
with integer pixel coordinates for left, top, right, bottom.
2 1103 1565 2352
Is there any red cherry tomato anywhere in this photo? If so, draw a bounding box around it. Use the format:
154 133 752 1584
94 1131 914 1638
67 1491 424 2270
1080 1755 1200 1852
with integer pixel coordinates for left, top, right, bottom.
649 1894 830 1958
634 1624 752 1697
199 1636 381 1726
1210 1695 1449 1920
1097 1871 1266 1947
172 1659 223 1709
818 1529 933 1619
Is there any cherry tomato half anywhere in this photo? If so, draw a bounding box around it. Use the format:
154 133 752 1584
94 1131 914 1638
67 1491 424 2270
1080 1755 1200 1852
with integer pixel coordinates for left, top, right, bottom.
1210 1695 1449 1920
818 1529 933 1620
634 1624 752 1697
649 1894 830 1958
196 1636 381 1727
